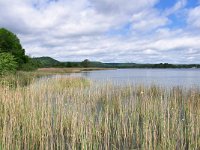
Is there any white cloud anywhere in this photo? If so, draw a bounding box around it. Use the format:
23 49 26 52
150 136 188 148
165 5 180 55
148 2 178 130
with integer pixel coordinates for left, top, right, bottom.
187 6 200 29
164 0 187 15
0 0 200 63
89 0 158 14
143 49 159 55
131 9 169 32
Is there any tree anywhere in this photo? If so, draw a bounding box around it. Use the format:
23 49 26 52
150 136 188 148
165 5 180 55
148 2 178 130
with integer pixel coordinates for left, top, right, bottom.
0 28 27 68
66 62 72 67
0 53 18 75
81 59 90 68
20 56 40 71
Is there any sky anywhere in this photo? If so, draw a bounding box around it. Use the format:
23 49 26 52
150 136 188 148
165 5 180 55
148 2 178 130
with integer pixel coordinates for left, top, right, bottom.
0 0 200 63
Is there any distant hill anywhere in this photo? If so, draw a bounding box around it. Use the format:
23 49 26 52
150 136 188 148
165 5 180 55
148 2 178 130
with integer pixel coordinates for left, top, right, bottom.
32 57 62 68
32 57 200 69
33 57 109 68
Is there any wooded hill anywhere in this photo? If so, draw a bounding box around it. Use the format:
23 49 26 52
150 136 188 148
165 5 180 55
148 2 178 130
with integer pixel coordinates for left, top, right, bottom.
33 57 200 69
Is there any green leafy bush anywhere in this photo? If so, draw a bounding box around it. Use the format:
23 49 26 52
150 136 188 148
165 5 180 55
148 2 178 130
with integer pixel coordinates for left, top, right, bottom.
0 28 27 68
0 52 18 75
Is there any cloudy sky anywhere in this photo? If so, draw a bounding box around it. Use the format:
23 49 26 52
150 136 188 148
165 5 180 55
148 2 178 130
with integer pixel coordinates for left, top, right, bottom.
0 0 200 63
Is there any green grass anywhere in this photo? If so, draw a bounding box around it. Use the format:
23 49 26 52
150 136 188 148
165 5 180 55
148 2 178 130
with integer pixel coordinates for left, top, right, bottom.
0 75 200 149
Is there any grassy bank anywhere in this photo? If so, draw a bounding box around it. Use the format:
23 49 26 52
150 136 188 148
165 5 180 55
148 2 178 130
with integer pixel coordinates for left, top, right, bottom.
0 71 57 88
0 76 200 149
0 67 111 87
37 67 115 74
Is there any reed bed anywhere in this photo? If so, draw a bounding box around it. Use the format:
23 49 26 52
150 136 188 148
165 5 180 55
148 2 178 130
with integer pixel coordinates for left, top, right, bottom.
0 77 200 150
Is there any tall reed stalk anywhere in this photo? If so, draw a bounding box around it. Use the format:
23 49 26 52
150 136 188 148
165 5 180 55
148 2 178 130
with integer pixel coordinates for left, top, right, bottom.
0 77 199 149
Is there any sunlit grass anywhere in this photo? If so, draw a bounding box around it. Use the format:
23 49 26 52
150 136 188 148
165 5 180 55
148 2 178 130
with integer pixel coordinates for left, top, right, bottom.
0 76 200 149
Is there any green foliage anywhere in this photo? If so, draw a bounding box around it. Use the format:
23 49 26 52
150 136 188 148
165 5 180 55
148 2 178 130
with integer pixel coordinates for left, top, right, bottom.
81 59 90 68
32 57 61 68
20 56 40 71
66 62 72 67
0 28 27 68
0 53 18 75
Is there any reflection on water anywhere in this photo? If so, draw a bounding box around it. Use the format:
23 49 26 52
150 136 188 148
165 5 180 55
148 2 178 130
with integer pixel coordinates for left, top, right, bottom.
66 69 200 88
81 71 90 78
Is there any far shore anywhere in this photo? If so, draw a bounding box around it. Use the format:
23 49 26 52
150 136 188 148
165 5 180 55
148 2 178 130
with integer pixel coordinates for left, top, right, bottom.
37 67 116 74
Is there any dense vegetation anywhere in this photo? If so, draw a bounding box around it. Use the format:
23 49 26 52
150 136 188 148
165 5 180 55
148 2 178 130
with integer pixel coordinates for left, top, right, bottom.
0 76 199 149
0 53 18 75
0 28 27 68
0 28 39 74
32 57 61 68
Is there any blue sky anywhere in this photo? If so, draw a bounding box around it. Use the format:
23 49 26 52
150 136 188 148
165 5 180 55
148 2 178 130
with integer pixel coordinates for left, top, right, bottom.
156 0 176 9
0 0 200 63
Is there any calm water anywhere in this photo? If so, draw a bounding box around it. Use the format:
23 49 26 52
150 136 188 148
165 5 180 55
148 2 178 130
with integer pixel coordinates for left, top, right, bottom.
66 69 200 88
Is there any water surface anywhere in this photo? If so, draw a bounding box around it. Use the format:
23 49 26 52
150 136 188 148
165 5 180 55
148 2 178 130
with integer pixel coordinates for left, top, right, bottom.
66 69 200 88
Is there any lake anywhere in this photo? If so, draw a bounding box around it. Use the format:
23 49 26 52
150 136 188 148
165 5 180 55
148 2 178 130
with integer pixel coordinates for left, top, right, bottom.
65 69 200 88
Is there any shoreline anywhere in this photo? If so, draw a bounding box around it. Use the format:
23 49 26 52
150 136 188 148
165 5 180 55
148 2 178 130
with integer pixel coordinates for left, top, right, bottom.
37 67 116 74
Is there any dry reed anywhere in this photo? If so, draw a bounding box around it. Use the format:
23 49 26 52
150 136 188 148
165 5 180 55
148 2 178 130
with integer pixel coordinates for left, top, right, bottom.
0 77 200 150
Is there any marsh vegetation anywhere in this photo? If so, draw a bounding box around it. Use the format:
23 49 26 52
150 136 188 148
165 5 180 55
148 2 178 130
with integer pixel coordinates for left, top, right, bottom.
0 74 200 150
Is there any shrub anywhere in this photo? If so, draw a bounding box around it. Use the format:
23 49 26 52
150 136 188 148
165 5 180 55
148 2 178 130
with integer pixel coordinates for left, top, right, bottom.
0 52 18 75
0 28 28 68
